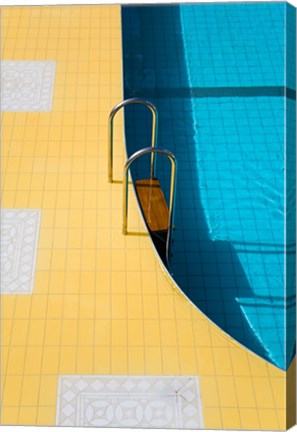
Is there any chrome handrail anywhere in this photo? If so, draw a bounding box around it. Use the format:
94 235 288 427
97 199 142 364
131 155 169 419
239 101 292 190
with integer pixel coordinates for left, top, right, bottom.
123 147 177 267
108 98 158 182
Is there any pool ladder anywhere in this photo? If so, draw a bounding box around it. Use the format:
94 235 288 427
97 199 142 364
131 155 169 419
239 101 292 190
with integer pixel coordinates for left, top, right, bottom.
108 98 177 267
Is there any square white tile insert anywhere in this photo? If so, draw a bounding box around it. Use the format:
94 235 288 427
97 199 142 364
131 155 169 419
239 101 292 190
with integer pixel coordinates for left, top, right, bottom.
56 375 204 429
1 209 41 294
1 60 56 111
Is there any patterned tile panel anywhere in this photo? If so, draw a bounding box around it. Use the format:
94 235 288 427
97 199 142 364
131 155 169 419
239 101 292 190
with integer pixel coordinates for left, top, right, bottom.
1 60 56 111
56 375 204 429
1 209 41 294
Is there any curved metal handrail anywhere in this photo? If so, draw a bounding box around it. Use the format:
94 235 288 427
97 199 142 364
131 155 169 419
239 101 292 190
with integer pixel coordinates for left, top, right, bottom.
108 98 158 182
123 147 177 267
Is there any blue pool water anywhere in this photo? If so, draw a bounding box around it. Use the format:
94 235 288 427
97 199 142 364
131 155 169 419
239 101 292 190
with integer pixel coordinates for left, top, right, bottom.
122 2 296 370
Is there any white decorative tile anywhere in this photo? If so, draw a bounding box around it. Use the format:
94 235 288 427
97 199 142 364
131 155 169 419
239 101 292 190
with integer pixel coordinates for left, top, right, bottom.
56 375 204 429
0 209 41 294
1 61 56 111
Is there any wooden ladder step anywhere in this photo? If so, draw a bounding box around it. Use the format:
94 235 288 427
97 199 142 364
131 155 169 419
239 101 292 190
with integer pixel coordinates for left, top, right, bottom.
136 178 169 233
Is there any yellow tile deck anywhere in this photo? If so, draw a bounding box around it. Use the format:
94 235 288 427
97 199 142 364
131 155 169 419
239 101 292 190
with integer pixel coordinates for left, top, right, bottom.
0 5 295 429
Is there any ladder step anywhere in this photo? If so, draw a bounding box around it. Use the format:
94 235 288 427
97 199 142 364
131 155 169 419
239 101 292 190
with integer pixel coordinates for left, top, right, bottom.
136 178 169 233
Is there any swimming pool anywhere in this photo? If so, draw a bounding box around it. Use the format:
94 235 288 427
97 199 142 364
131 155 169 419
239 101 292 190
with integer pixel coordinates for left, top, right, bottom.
121 2 296 370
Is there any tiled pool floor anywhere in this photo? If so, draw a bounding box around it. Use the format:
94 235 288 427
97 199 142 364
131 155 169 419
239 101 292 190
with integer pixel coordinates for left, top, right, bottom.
0 5 295 429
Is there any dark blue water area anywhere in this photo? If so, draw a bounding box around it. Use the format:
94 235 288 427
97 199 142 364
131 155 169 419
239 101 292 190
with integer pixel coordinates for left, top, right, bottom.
121 3 296 370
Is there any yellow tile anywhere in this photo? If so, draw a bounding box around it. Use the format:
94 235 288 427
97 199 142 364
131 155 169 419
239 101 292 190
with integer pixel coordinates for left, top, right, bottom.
94 271 111 295
127 295 143 319
21 375 41 406
65 271 81 293
46 295 64 319
66 250 81 271
14 191 30 207
270 377 286 407
98 230 111 250
53 229 68 249
248 354 269 377
1 190 16 207
259 409 280 429
111 347 128 374
111 320 127 346
239 408 261 430
83 190 100 211
199 376 220 407
196 347 216 375
111 271 126 294
44 320 62 346
42 191 57 209
128 347 145 374
144 321 161 346
79 294 96 319
111 295 127 320
24 347 43 375
63 295 79 319
253 377 277 409
125 250 141 271
94 320 111 346
61 319 78 346
235 376 257 408
217 377 238 408
95 295 111 319
31 173 46 191
1 320 13 346
230 348 251 376
37 407 56 426
82 230 98 249
213 347 233 376
56 191 71 208
0 407 20 425
77 319 94 346
1 297 16 319
276 409 287 429
30 295 48 318
126 272 142 294
162 347 180 374
179 347 197 374
222 408 242 429
127 320 144 346
1 347 10 374
94 347 111 374
110 250 126 271
18 407 37 425
59 347 77 374
39 229 54 249
6 347 26 375
77 347 94 373
67 228 82 250
51 250 66 271
203 407 223 429
2 375 23 406
81 250 97 271
160 320 178 346
38 375 58 406
143 295 160 319
158 295 175 319
176 320 195 346
11 320 29 346
27 319 46 346
68 210 83 229
35 250 52 271
42 347 60 374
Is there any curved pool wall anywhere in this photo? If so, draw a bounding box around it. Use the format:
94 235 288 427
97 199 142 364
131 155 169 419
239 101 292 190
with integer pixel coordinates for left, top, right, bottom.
121 2 296 370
